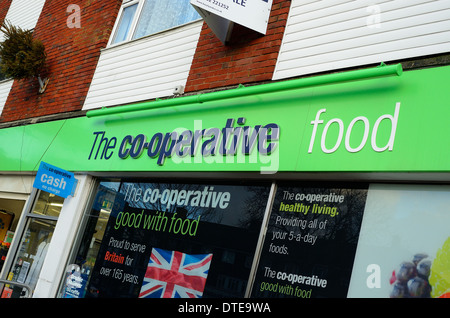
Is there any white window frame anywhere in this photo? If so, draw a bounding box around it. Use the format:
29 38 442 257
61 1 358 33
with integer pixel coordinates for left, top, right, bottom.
108 0 144 47
107 0 201 47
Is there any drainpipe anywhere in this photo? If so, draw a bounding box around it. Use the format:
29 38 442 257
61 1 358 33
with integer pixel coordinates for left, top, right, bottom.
86 63 402 118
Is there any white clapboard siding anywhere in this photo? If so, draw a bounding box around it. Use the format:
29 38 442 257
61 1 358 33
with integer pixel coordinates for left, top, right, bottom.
82 20 203 110
0 80 13 115
0 0 46 41
274 0 450 80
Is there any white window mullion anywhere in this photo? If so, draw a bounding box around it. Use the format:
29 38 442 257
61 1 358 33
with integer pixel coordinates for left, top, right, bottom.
108 0 142 47
128 0 146 42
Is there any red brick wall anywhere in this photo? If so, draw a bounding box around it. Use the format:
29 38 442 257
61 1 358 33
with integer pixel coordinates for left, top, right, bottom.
0 0 12 25
185 0 291 92
0 0 121 123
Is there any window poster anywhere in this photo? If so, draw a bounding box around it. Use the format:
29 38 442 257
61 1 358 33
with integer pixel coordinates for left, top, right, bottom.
251 183 369 298
347 184 450 298
84 181 270 298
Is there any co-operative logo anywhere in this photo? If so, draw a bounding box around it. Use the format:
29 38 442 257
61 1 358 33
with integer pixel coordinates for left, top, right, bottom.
88 117 280 174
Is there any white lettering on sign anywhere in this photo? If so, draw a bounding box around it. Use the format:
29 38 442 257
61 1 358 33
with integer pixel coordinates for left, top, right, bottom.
308 102 400 154
41 173 67 190
124 183 231 210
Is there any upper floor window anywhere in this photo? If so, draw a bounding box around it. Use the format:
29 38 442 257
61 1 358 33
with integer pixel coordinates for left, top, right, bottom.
110 0 201 46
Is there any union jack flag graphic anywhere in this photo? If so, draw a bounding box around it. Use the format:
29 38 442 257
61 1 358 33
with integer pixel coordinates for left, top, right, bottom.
139 248 213 298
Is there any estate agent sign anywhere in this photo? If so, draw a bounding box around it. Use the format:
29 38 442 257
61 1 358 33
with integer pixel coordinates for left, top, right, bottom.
190 0 272 42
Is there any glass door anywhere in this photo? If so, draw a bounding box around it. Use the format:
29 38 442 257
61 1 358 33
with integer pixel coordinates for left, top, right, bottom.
0 190 63 298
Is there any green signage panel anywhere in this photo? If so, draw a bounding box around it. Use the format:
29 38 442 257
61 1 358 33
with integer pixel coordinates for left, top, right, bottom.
0 65 449 173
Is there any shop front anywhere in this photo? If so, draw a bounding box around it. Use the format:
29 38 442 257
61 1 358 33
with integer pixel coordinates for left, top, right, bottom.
0 175 33 286
0 64 449 298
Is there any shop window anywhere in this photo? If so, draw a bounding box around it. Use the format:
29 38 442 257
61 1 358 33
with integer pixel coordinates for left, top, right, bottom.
0 210 15 273
10 218 56 289
347 184 450 298
57 180 450 299
221 250 235 264
250 183 370 298
1 190 63 298
110 0 201 45
59 180 270 298
249 182 450 299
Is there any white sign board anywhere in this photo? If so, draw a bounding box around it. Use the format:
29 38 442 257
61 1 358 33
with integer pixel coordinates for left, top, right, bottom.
190 0 272 41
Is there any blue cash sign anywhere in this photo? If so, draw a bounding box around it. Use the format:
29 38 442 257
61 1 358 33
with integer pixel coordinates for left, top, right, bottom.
33 161 77 198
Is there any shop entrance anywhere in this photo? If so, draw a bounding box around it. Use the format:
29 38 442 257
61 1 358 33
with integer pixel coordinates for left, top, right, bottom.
0 189 63 298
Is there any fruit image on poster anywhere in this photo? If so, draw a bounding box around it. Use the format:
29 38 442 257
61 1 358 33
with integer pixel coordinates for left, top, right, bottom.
251 184 368 298
429 237 450 298
347 184 450 298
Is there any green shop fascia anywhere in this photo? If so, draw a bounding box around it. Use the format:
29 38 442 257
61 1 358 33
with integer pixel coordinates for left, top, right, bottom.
1 63 449 177
1 63 450 300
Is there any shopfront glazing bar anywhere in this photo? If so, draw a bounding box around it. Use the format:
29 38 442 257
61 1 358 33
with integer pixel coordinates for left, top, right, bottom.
86 63 403 118
244 181 278 298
